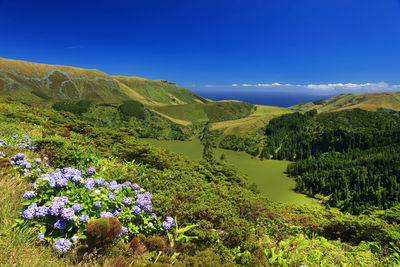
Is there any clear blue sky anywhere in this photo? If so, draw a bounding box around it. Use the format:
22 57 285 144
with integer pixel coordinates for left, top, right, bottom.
1 0 400 94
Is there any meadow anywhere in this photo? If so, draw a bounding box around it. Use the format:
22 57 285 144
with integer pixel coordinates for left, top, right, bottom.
142 138 316 205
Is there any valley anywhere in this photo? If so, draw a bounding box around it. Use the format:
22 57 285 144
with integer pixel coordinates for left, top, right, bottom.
143 138 316 205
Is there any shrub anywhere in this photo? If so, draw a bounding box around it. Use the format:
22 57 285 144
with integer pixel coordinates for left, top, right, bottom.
86 217 122 250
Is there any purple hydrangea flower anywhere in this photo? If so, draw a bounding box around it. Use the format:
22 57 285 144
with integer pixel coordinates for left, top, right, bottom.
60 207 75 221
86 167 96 176
23 191 36 200
55 177 68 187
100 211 113 218
132 206 141 215
10 161 15 166
95 177 104 186
162 221 171 230
43 157 49 161
34 158 42 164
121 197 131 205
57 196 69 206
116 226 128 238
29 203 38 209
143 205 152 212
131 183 140 190
30 182 36 189
34 206 48 218
71 203 81 212
53 238 72 254
113 208 123 217
143 192 153 200
54 219 67 230
36 168 41 173
79 214 90 223
94 201 101 208
83 178 95 190
108 192 116 200
21 208 35 220
151 213 157 220
37 233 45 240
165 216 175 227
48 202 61 216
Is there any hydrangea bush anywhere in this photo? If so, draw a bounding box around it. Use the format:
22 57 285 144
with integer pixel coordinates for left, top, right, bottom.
0 134 37 151
13 154 176 255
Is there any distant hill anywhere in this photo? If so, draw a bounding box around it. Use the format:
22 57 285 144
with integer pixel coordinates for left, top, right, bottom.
291 92 400 113
0 58 208 106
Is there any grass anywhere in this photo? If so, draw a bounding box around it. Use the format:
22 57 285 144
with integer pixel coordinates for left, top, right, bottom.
153 101 255 124
291 92 400 113
0 57 208 107
0 167 71 266
210 105 294 135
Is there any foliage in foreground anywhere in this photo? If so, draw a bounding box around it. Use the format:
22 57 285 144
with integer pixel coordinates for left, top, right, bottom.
0 96 400 266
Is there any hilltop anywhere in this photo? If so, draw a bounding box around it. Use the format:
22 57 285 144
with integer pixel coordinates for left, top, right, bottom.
291 92 400 113
0 58 208 106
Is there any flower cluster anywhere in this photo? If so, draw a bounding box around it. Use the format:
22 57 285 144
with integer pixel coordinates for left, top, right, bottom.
0 134 37 151
14 162 175 255
11 153 48 178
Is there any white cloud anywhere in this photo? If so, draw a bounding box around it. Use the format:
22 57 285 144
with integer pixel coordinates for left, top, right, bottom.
230 82 400 92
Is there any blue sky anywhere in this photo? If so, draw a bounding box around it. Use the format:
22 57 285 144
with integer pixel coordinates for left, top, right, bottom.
1 0 400 95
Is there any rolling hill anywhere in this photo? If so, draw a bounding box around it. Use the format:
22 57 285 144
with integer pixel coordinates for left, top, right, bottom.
0 58 208 106
291 92 400 113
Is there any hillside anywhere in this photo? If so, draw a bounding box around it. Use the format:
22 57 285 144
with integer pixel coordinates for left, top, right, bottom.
1 96 400 266
0 58 208 106
291 92 400 113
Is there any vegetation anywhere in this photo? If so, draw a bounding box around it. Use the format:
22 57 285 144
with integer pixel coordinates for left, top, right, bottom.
1 96 400 265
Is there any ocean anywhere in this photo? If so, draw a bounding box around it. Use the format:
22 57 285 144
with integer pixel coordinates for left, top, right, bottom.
194 91 335 107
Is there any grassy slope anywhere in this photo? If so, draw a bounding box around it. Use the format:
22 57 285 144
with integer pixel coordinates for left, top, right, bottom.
0 97 398 266
0 58 208 106
210 105 294 135
291 92 400 113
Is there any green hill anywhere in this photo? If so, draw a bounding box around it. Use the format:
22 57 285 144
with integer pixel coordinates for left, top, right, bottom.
0 58 208 106
291 92 400 113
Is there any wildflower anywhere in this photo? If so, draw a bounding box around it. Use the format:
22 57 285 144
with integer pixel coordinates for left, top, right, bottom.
162 221 171 230
83 178 95 190
54 219 67 230
79 214 90 223
48 202 61 216
132 206 141 215
53 238 72 254
108 192 116 200
131 183 140 190
21 208 35 220
60 207 75 221
100 211 113 218
34 206 48 218
143 205 152 212
121 197 131 205
37 233 45 240
86 167 96 176
71 203 82 212
23 191 36 200
165 216 175 227
57 196 69 206
94 177 104 186
113 208 123 217
94 201 101 208
116 226 128 238
55 177 68 187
